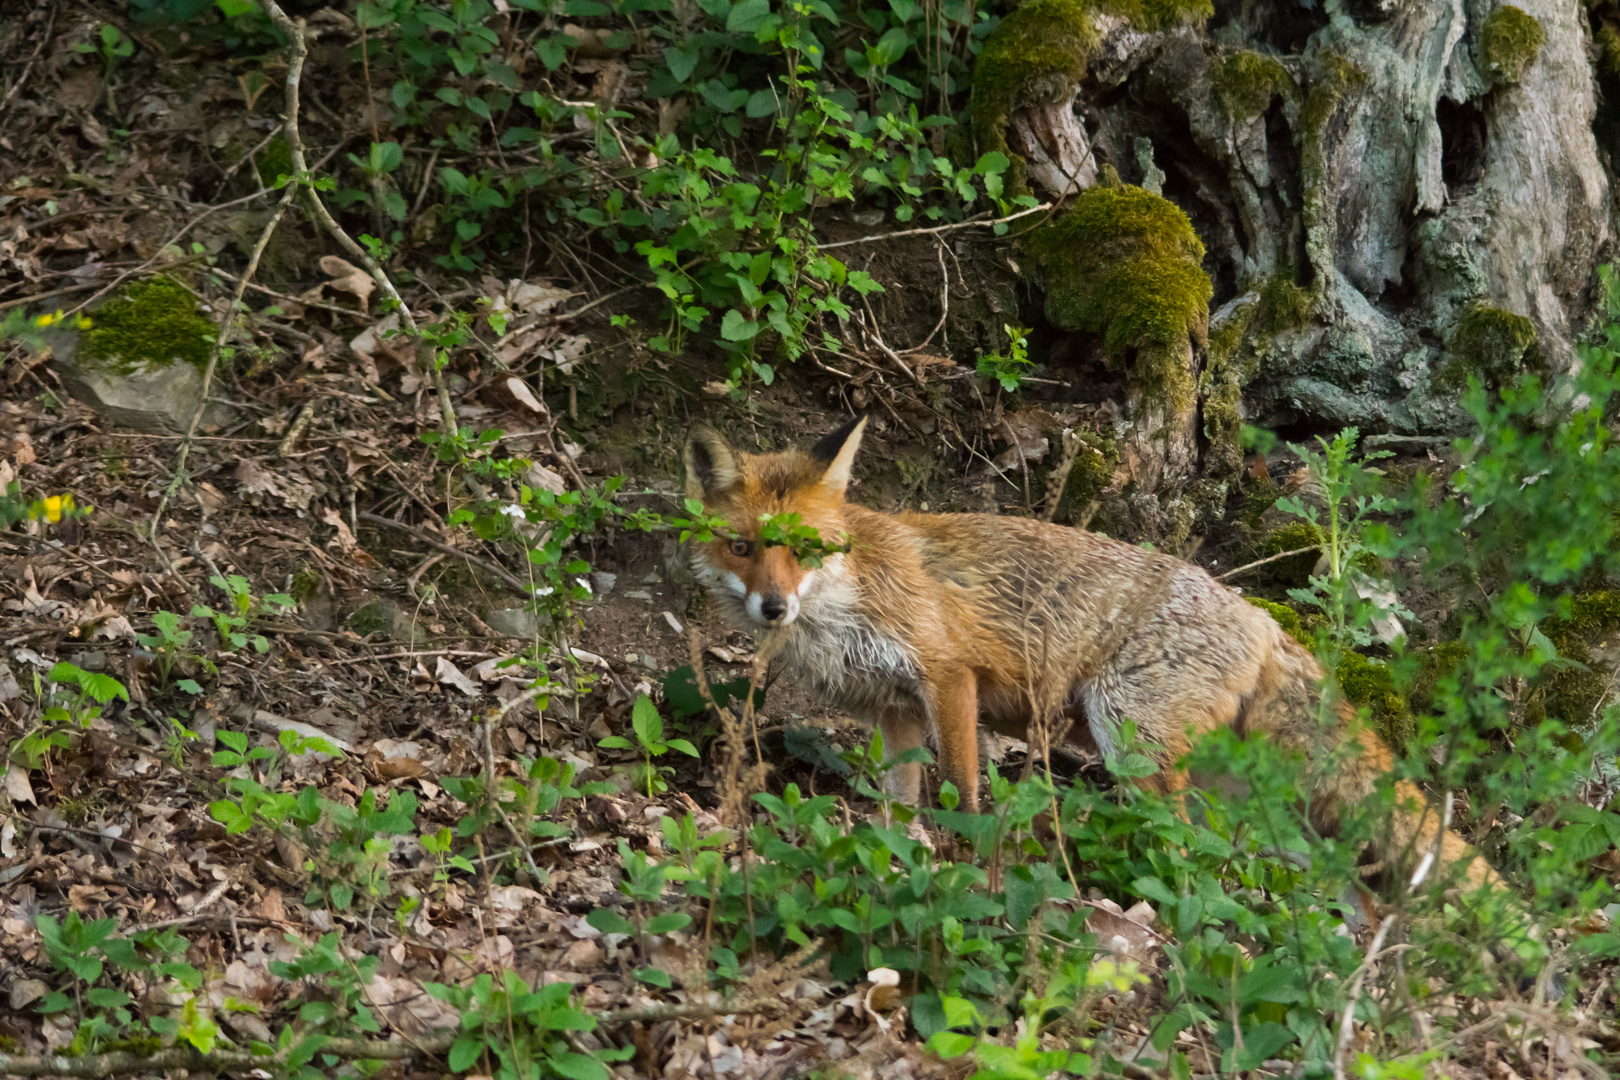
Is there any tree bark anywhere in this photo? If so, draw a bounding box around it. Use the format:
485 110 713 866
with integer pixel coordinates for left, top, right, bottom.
993 0 1612 523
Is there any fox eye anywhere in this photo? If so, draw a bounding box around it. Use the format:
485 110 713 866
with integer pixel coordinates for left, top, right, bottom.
729 539 753 557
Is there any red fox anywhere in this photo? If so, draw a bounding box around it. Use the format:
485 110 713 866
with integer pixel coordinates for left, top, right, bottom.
683 416 1493 889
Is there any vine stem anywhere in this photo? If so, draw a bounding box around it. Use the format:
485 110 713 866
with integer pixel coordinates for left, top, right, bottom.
262 0 458 441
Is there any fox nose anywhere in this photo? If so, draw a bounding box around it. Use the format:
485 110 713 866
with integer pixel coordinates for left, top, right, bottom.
760 594 787 622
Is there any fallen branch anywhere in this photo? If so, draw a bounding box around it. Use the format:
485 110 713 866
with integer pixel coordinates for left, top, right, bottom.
819 201 1054 250
262 1 458 441
1213 545 1321 583
357 511 529 594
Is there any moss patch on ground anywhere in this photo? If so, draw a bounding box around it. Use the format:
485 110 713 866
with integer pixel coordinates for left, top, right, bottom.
1435 303 1537 391
1029 172 1212 413
1211 51 1291 120
1537 591 1620 724
1480 5 1544 85
81 277 215 374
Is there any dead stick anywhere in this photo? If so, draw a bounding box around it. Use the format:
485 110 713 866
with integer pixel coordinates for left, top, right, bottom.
262 1 458 440
1213 545 1321 583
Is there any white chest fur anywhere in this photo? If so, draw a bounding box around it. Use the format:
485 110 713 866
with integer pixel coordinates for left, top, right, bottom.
781 569 920 709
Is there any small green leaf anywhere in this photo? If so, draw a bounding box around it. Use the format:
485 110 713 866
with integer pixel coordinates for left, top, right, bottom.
586 908 635 935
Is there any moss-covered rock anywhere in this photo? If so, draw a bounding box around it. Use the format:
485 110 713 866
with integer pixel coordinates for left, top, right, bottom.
1480 5 1544 85
1256 521 1324 585
1434 302 1537 391
81 277 215 374
1336 650 1408 734
1028 173 1213 412
1210 51 1291 121
1246 596 1312 647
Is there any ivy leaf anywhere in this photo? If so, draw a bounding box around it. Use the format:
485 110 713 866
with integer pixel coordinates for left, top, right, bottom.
720 309 760 341
664 45 700 83
448 1035 485 1073
726 0 772 32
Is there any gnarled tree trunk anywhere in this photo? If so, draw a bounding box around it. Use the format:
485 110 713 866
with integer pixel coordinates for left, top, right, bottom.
983 0 1612 535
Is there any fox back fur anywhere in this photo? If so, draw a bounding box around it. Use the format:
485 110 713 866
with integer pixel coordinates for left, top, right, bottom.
683 415 1492 889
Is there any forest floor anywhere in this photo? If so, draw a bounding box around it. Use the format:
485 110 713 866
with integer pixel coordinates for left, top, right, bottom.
3 3 1620 1080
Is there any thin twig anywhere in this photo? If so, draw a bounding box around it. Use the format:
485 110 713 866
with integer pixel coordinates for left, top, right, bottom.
900 238 951 354
1332 915 1397 1080
151 183 298 542
262 1 458 440
0 4 58 116
65 194 273 317
1213 545 1321 582
357 511 528 594
819 201 1054 250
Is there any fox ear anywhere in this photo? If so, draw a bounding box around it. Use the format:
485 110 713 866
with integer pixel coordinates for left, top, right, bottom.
684 424 740 501
810 415 867 497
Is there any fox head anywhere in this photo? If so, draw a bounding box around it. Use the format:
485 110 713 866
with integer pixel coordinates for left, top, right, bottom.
682 415 867 628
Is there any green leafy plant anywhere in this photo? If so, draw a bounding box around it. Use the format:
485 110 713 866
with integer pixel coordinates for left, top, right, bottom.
976 322 1033 393
191 574 294 653
425 973 634 1080
136 609 212 692
598 693 698 797
12 663 129 771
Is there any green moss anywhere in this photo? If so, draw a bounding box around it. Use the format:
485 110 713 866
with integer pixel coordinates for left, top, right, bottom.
1239 472 1280 529
81 277 215 374
348 599 394 638
1247 596 1312 647
1336 650 1408 732
1028 174 1212 412
969 0 1212 179
1480 5 1544 85
1520 592 1620 724
1598 25 1620 75
1054 431 1120 524
1434 303 1537 391
1094 0 1212 31
288 565 325 604
1262 520 1323 556
259 134 293 185
1211 51 1291 120
1200 299 1257 479
1299 53 1367 274
1257 274 1315 333
969 0 1097 165
1254 521 1324 585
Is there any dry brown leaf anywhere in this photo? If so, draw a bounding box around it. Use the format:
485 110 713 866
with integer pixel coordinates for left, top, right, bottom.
318 255 375 314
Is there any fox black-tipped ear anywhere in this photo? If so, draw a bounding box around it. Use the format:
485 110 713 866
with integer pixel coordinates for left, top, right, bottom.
810 414 867 496
684 424 741 502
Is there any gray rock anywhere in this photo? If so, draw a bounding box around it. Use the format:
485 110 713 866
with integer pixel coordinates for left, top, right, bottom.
45 327 231 434
484 607 539 639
